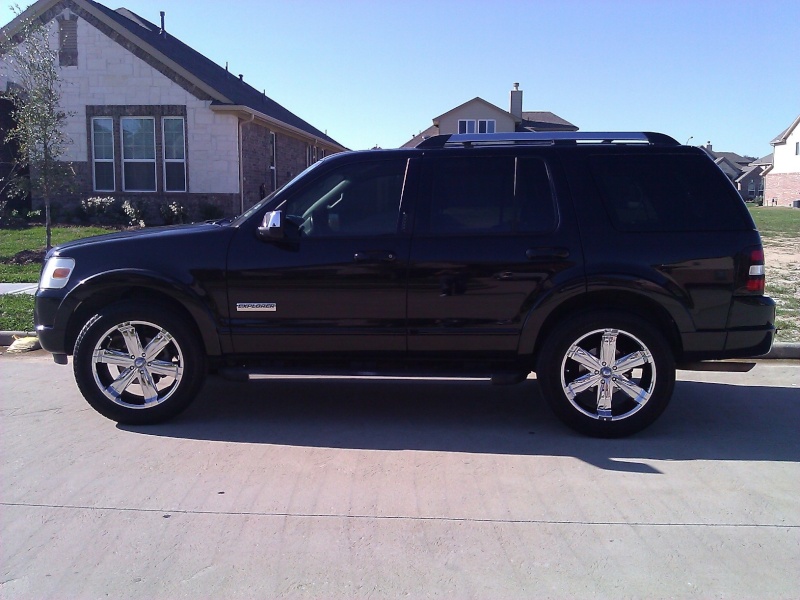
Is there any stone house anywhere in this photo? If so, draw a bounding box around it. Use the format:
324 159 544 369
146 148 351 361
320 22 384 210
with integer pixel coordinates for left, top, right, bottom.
0 0 345 221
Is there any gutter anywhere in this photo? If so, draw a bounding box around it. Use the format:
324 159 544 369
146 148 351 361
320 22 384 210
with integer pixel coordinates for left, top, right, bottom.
238 112 255 214
211 104 346 152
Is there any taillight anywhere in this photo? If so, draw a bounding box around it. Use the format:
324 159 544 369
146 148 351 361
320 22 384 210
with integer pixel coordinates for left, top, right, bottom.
737 247 765 294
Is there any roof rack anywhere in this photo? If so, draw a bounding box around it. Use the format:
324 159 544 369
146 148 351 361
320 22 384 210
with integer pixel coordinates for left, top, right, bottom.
416 131 680 149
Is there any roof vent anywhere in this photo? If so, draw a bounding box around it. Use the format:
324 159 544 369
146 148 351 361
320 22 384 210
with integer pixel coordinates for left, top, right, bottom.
159 11 166 37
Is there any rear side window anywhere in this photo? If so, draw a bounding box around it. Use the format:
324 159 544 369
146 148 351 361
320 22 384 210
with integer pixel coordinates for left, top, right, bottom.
424 156 556 234
589 153 750 231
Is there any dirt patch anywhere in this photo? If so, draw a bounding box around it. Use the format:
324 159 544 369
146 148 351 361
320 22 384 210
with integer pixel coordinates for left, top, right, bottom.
0 248 46 265
763 236 800 342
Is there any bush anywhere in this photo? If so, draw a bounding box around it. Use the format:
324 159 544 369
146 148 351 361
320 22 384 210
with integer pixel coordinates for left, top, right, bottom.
79 196 118 225
121 199 146 228
160 201 188 225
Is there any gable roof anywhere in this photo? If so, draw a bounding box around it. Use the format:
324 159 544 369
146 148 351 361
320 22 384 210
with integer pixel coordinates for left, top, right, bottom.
700 146 755 166
2 0 344 149
771 114 800 146
433 97 518 124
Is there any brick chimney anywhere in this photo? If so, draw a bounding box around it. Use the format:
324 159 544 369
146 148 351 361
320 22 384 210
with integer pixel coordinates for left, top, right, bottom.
510 83 523 119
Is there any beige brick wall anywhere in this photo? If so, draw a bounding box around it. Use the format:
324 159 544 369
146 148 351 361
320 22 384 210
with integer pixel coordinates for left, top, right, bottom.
764 172 800 207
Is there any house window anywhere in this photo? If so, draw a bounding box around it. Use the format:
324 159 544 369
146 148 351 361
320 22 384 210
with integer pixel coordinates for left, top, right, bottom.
121 117 156 192
458 119 476 134
478 119 496 134
57 16 78 67
748 180 756 198
91 117 114 192
162 117 186 192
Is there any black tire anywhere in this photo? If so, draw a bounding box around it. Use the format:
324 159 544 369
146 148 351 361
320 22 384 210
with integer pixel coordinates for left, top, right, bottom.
73 302 206 425
537 311 675 437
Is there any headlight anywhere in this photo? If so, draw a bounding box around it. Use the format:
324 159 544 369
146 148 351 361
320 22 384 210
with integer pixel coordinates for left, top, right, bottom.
39 257 76 290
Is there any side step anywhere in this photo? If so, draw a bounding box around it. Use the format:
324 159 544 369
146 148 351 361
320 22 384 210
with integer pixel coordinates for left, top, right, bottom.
217 366 532 384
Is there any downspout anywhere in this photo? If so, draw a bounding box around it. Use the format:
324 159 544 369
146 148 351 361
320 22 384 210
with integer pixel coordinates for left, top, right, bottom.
238 112 255 214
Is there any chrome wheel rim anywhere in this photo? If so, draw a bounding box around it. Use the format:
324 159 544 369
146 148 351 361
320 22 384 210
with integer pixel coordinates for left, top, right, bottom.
560 328 656 421
91 320 184 409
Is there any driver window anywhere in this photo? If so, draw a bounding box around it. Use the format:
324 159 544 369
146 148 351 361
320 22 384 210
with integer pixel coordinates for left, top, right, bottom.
278 159 407 237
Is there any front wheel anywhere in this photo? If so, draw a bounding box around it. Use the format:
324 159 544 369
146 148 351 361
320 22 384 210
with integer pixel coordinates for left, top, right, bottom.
537 312 675 437
73 302 206 424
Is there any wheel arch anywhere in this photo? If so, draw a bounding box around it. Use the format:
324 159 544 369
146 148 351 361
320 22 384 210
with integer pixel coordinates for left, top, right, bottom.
62 271 223 357
524 289 684 370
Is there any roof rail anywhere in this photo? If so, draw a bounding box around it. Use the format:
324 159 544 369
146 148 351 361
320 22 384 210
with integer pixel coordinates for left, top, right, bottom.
416 131 680 149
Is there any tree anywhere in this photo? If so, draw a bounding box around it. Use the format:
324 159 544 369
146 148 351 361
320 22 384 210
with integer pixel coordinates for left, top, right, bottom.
1 5 73 249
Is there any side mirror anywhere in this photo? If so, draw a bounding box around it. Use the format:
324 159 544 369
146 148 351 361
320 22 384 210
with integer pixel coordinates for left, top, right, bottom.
257 210 284 240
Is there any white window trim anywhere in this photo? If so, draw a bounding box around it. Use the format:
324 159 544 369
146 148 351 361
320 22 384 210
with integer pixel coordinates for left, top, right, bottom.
162 116 187 192
121 116 157 192
458 119 476 134
91 117 115 192
478 119 496 134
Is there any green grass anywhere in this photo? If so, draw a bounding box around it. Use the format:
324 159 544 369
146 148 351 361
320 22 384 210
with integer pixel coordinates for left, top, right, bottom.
0 294 35 332
0 225 110 282
748 206 800 238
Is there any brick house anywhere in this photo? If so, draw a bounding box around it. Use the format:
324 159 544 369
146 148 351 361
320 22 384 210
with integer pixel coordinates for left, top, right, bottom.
402 83 577 147
0 0 345 221
762 114 800 207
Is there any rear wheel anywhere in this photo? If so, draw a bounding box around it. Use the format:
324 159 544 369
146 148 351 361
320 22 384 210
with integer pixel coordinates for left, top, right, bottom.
73 302 206 424
537 312 675 437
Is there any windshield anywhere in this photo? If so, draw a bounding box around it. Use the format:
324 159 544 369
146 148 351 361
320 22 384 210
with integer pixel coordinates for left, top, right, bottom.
230 159 328 227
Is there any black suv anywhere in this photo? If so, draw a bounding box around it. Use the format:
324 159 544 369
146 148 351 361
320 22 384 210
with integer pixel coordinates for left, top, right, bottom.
35 132 776 436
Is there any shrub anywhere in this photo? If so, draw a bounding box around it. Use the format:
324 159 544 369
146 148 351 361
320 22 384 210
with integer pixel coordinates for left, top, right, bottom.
160 201 188 225
121 200 146 228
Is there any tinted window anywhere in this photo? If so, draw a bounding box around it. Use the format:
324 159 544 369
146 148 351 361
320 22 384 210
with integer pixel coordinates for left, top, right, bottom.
426 156 556 234
590 153 749 232
278 159 407 237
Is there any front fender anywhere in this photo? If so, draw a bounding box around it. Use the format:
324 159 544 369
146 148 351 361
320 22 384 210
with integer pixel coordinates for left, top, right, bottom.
58 269 224 356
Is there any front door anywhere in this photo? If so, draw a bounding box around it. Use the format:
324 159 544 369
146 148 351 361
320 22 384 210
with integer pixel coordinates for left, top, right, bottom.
226 157 413 355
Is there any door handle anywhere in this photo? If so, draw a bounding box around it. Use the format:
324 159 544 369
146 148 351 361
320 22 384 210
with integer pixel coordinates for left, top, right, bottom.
354 250 397 263
526 247 570 260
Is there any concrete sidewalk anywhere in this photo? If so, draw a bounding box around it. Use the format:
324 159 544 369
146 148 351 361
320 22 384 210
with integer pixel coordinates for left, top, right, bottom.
2 353 799 598
0 283 37 295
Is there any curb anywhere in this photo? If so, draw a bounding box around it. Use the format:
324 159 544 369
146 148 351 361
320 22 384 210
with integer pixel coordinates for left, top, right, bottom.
0 331 37 346
2 330 799 359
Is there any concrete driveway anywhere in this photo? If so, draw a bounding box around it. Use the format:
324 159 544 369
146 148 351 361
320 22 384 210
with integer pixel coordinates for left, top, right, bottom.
2 351 799 599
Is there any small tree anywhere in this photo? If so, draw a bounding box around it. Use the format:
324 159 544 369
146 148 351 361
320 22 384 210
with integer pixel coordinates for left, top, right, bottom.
1 5 73 249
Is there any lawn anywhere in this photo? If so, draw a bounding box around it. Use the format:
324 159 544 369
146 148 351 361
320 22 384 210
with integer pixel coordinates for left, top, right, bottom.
748 205 800 238
0 293 35 332
0 225 110 282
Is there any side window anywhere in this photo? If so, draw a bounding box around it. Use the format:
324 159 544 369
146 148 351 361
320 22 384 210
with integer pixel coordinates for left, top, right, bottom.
426 156 556 234
277 159 407 237
516 157 558 232
589 153 750 232
428 157 515 233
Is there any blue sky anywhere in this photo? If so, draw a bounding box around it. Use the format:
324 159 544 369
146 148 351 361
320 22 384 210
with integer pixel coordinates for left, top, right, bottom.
3 0 798 157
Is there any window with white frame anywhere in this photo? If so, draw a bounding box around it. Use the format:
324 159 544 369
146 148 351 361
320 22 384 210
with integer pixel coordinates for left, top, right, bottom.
121 117 156 192
748 180 756 197
478 119 496 134
91 117 114 192
458 119 476 134
162 117 186 192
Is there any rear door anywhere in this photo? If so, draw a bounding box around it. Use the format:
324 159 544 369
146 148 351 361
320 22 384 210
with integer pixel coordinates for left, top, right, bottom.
406 150 583 357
